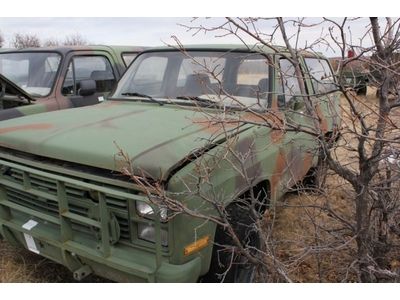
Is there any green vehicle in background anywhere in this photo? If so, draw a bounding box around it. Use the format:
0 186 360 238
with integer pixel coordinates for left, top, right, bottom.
0 45 145 121
0 45 340 282
330 56 369 95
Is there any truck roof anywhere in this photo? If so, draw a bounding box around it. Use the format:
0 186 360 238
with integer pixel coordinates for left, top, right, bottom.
0 45 147 55
141 44 325 58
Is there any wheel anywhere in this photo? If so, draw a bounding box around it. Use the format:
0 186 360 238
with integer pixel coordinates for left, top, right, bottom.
202 203 262 283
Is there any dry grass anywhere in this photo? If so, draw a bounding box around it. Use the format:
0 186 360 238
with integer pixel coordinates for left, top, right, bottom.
269 87 400 282
271 175 358 282
0 240 108 282
0 240 72 282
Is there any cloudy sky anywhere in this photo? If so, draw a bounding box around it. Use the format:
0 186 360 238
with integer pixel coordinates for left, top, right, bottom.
0 17 380 56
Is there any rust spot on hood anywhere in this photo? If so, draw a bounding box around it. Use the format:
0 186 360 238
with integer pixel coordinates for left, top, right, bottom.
0 123 54 135
191 114 240 135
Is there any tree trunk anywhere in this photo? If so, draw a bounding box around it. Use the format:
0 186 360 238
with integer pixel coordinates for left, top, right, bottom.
355 181 373 282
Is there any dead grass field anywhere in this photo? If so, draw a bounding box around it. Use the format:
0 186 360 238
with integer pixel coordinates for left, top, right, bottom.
0 87 398 282
270 87 400 282
0 240 109 282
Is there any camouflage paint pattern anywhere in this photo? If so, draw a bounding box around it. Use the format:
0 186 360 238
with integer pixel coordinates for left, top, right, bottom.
0 45 147 121
0 45 340 282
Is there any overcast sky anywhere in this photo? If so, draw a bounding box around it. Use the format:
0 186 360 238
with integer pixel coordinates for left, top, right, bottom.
0 17 379 56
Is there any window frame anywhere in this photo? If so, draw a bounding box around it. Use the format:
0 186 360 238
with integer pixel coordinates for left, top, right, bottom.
61 54 117 97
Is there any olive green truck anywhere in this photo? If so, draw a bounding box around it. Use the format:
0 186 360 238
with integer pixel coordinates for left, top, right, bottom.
0 45 340 282
0 45 145 121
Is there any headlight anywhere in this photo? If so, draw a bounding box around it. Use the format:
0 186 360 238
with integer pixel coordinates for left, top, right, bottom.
136 201 168 222
137 223 168 246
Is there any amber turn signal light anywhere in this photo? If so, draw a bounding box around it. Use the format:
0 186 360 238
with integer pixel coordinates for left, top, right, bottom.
184 235 210 256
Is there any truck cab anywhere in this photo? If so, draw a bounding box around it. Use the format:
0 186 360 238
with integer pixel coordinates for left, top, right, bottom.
0 45 146 121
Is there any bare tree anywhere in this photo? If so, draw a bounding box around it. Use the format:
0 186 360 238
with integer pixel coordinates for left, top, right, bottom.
43 38 60 47
11 33 41 49
62 33 88 46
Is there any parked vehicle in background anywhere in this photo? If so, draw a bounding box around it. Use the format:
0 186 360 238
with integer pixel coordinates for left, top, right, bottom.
369 52 400 98
0 45 146 121
330 56 369 95
0 45 340 282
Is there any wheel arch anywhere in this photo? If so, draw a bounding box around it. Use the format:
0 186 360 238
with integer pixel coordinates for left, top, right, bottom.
229 178 271 215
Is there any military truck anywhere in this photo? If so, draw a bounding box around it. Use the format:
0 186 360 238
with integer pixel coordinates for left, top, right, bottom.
0 45 145 121
369 52 400 98
330 57 369 95
0 45 340 282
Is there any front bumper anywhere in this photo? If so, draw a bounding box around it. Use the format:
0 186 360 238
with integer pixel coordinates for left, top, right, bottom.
0 210 202 282
0 157 202 282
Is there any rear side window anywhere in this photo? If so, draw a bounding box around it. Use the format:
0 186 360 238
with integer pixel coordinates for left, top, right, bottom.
62 55 116 96
304 58 336 94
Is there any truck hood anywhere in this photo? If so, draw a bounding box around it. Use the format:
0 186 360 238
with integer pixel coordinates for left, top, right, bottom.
0 100 246 180
0 73 35 103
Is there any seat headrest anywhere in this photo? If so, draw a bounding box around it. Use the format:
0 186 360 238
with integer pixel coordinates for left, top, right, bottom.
184 73 211 96
258 78 269 92
90 70 114 80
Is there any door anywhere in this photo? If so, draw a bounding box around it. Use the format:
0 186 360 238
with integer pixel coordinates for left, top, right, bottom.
60 54 117 108
302 57 340 134
274 56 319 190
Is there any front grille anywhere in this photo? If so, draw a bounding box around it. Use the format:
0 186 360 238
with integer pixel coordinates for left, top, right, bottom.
2 167 131 243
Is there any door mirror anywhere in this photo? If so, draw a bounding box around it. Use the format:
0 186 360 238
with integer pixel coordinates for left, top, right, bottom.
78 79 96 96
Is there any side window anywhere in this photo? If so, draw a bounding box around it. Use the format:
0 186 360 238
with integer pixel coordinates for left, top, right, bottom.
304 58 336 94
62 55 116 96
234 54 269 101
122 53 138 66
278 58 302 107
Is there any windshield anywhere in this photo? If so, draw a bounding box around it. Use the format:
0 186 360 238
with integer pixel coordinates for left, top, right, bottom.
112 51 271 109
0 52 61 97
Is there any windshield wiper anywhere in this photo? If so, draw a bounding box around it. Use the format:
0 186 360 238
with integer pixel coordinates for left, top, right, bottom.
176 96 219 107
121 92 164 106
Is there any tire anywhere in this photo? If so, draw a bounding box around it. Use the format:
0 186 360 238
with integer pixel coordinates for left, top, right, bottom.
202 204 262 283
